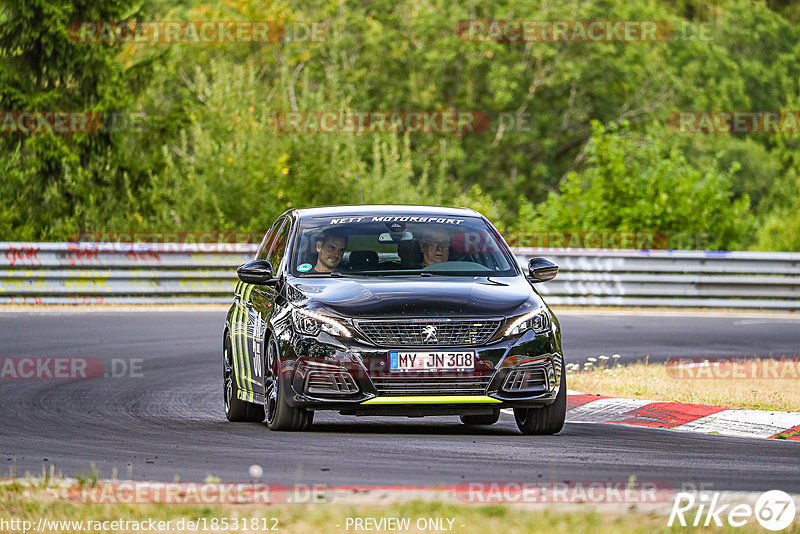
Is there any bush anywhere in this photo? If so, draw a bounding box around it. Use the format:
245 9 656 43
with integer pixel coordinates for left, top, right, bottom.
515 121 753 250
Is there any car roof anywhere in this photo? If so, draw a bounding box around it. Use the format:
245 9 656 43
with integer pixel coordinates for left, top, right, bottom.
292 205 481 218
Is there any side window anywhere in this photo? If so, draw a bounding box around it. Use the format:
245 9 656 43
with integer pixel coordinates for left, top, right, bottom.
256 218 284 261
266 219 291 273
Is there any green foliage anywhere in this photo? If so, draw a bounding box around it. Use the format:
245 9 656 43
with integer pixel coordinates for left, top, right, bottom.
516 121 753 250
750 92 800 251
752 164 800 251
0 0 798 250
755 207 800 252
0 0 165 239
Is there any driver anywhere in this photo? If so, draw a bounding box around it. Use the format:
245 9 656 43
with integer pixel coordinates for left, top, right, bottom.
313 230 347 272
420 227 450 267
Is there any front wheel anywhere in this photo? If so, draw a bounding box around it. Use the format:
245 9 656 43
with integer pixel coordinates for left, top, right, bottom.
513 361 567 435
265 336 314 431
223 334 265 422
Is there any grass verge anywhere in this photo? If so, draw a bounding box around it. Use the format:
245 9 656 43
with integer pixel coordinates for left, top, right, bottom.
568 357 800 412
0 481 791 534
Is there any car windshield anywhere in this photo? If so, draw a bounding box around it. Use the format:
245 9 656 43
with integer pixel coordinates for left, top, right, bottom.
290 214 518 277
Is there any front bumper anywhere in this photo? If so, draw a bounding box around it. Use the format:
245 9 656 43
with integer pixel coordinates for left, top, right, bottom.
278 327 563 415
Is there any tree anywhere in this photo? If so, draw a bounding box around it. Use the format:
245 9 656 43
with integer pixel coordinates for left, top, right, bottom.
0 0 159 239
515 121 753 250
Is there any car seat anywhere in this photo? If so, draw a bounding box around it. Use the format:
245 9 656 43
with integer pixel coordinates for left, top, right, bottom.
348 250 379 270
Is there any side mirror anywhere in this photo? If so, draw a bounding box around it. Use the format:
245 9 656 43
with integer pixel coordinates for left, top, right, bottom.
237 260 276 285
527 257 559 283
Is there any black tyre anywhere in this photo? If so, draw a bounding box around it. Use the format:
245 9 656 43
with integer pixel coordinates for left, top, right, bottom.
265 336 314 431
513 360 567 435
223 333 265 422
459 410 500 426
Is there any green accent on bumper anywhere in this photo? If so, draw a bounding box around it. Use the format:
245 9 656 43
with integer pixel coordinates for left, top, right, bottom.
361 395 502 405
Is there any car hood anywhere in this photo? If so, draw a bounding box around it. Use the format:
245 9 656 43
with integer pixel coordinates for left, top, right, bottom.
291 276 541 318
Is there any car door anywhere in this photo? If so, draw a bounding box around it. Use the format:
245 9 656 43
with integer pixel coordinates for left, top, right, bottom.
244 216 291 397
232 217 282 399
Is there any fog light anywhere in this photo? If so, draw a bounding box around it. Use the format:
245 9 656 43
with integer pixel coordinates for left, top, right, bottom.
502 360 553 393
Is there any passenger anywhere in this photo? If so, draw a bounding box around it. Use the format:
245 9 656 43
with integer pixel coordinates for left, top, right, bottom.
420 227 450 267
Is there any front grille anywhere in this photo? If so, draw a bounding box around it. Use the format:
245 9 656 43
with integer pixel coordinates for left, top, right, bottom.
371 374 492 396
356 319 501 347
305 371 359 395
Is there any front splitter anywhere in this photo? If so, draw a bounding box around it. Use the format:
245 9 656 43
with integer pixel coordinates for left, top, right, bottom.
361 395 503 405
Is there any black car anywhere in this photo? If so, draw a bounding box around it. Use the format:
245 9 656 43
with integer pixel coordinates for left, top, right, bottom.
223 205 565 435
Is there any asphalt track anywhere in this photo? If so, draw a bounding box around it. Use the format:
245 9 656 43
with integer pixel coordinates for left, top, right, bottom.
0 309 798 492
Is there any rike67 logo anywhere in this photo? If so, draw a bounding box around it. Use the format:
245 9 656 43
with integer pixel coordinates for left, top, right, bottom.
669 490 796 531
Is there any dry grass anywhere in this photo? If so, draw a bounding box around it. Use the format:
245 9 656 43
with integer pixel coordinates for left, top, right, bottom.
568 356 800 412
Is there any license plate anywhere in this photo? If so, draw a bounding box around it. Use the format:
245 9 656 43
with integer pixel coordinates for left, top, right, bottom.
389 351 475 371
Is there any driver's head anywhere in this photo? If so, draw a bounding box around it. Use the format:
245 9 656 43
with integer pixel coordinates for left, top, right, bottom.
315 230 347 272
420 227 450 267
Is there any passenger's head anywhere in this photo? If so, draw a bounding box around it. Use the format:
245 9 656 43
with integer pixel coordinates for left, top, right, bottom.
315 230 347 272
420 227 450 267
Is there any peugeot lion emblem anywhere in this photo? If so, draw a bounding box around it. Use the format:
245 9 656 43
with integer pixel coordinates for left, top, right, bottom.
423 325 438 343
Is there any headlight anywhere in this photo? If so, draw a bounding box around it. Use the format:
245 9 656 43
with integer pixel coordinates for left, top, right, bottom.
504 309 551 337
292 308 352 338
